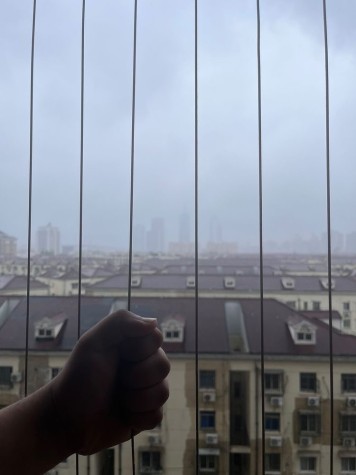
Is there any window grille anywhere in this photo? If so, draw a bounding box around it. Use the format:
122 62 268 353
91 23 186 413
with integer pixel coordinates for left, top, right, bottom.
0 0 347 474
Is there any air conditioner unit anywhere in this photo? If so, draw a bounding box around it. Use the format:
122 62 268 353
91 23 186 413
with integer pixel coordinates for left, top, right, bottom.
223 277 236 289
205 433 218 445
270 397 283 407
10 372 22 383
131 276 142 288
269 436 282 448
148 434 161 446
186 277 195 288
203 391 216 403
343 437 356 448
299 436 312 447
307 396 320 407
347 397 356 408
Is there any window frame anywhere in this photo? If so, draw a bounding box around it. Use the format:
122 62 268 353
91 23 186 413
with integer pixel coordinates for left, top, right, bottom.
300 455 317 473
199 454 217 472
200 410 215 430
342 374 356 393
300 373 317 393
199 370 216 390
265 413 281 432
299 413 320 435
264 372 283 394
265 453 281 474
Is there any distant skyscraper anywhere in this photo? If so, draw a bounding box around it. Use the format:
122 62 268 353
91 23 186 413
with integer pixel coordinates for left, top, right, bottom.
146 218 165 253
178 214 191 243
37 223 61 255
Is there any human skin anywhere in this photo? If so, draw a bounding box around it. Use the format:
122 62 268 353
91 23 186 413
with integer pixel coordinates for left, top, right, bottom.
0 310 170 474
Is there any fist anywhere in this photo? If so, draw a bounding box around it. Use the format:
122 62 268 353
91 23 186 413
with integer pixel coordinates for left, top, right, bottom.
49 310 170 455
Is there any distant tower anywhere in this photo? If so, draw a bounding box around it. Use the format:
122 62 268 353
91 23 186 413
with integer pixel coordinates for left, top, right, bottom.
179 214 191 243
37 223 61 255
146 218 165 253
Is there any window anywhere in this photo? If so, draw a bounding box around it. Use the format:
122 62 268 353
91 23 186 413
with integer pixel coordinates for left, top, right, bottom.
297 330 312 342
265 372 283 393
200 411 215 429
265 413 280 431
199 370 215 389
300 413 320 434
286 300 296 309
140 451 161 472
312 301 320 311
344 302 351 311
303 301 308 310
39 329 45 336
300 456 316 472
341 415 356 433
300 373 317 392
344 319 351 329
0 366 12 386
342 374 356 393
51 367 62 379
341 457 356 472
199 455 217 472
265 453 280 473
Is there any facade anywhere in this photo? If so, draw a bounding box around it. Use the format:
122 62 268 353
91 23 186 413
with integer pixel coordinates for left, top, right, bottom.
0 296 356 474
0 231 17 258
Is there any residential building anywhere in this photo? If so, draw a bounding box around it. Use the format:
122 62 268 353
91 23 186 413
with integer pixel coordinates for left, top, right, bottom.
0 231 17 258
37 223 61 256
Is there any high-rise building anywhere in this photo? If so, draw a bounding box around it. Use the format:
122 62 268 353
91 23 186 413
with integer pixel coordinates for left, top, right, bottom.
0 231 17 257
146 218 165 253
37 223 61 255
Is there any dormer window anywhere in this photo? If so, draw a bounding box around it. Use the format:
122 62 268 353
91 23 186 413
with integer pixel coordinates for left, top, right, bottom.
161 317 185 343
288 320 316 345
35 315 67 340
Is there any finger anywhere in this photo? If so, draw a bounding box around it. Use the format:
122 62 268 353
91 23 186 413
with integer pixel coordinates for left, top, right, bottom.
123 379 169 413
127 408 163 432
120 348 170 389
84 310 157 348
119 328 163 363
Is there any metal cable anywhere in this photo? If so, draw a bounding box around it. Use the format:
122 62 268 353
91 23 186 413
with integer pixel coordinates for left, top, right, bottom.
24 0 37 399
128 0 139 473
256 0 266 473
322 0 334 471
194 1 199 475
75 0 86 473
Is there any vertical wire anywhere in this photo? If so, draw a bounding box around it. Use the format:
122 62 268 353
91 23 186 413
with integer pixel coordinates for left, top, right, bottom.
128 0 139 474
322 0 334 471
25 0 37 398
76 0 86 473
256 0 266 473
194 1 199 475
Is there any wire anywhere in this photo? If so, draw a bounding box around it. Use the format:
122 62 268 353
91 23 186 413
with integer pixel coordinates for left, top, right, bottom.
128 0 139 474
322 0 334 471
25 0 37 399
76 0 86 473
256 0 266 472
194 1 199 475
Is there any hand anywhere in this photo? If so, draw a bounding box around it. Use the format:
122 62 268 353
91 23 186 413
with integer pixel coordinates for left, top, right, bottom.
48 310 170 455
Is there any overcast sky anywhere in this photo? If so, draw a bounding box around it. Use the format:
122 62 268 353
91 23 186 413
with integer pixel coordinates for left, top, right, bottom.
1 0 356 252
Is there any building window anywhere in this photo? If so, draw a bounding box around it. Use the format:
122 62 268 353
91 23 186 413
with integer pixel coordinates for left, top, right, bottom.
0 367 12 386
265 413 280 431
140 451 161 472
265 453 280 473
297 329 313 342
286 300 296 309
342 374 356 393
341 415 356 433
300 413 320 434
312 301 321 311
265 372 283 393
51 367 62 379
341 457 356 472
344 302 351 311
200 411 215 429
300 456 316 472
199 370 215 389
199 455 217 472
344 319 351 329
303 301 308 310
300 373 317 392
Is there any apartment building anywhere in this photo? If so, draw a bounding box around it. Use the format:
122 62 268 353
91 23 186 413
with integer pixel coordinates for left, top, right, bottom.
0 296 356 474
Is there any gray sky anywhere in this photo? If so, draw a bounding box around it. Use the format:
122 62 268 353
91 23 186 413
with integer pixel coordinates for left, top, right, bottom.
1 0 356 252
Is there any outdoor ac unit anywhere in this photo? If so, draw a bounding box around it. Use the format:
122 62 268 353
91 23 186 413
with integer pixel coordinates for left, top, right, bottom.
223 277 236 289
148 434 161 446
205 433 218 445
343 438 356 448
347 397 356 408
203 391 216 403
300 436 312 447
307 396 320 407
269 436 282 448
10 372 22 383
270 397 283 407
186 277 195 288
131 276 142 288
